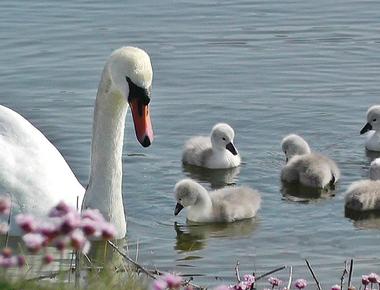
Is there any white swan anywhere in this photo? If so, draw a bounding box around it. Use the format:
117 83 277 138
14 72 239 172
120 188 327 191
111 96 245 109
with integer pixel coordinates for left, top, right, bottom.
281 134 340 188
0 47 154 238
182 123 241 169
345 158 380 212
360 105 380 151
173 179 261 223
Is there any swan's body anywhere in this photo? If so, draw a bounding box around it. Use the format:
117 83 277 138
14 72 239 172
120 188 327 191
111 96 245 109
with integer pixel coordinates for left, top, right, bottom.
0 47 154 238
345 158 380 212
0 105 85 233
173 179 261 223
182 123 241 169
281 134 340 188
360 105 380 151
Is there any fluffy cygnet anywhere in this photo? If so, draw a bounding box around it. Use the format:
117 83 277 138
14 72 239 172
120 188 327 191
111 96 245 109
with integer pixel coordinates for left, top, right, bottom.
345 158 380 212
182 123 241 169
360 105 380 151
173 179 261 223
281 134 340 188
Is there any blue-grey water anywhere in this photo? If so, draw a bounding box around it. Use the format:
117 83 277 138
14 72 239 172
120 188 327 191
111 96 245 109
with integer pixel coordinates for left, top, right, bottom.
1 0 380 288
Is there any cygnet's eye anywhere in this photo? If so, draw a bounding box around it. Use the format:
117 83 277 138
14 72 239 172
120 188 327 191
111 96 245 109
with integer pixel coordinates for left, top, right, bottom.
373 118 377 122
284 150 287 154
222 137 226 141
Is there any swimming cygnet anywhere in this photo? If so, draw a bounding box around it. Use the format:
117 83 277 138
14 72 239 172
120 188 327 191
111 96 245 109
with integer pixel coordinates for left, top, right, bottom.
345 158 380 212
281 134 340 188
360 105 380 151
182 123 241 169
173 179 261 223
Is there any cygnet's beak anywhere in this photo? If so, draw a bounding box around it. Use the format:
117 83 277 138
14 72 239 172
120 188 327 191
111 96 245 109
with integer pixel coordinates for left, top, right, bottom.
360 122 373 135
174 203 184 216
129 98 154 147
226 142 238 156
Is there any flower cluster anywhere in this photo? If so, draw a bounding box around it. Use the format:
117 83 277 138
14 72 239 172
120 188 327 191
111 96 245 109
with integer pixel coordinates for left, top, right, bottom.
0 247 25 269
16 201 116 256
362 273 380 289
268 276 283 288
294 279 307 289
231 274 256 290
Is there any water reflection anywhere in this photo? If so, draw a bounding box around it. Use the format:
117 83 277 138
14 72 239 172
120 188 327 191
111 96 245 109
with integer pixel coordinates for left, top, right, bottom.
281 182 336 202
174 219 258 252
182 165 240 189
345 208 380 230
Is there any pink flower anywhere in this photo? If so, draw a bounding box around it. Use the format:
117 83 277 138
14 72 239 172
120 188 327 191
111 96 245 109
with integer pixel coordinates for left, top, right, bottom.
22 233 45 253
80 218 97 236
38 222 59 240
49 201 72 217
1 248 12 258
234 281 248 290
0 256 16 268
81 209 105 222
0 197 11 215
70 229 90 253
295 279 307 289
164 273 182 288
0 223 9 234
243 274 255 287
101 223 116 240
362 275 370 285
152 279 167 290
16 214 37 233
269 277 282 287
55 239 68 252
60 212 81 234
43 254 54 265
17 256 25 268
368 273 380 283
331 285 341 290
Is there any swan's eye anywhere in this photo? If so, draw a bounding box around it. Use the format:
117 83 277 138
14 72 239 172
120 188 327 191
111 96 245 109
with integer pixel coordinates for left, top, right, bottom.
373 119 377 122
284 150 287 154
222 137 226 141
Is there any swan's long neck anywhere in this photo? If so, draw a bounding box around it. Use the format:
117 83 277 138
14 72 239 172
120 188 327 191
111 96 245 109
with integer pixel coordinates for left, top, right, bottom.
82 82 128 238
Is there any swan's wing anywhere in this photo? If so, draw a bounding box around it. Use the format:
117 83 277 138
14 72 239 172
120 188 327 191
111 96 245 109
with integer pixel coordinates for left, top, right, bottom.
0 105 84 221
182 136 212 166
211 187 261 221
345 180 380 211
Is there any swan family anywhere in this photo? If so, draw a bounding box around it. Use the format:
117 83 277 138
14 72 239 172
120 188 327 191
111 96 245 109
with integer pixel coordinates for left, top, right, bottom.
1 46 379 236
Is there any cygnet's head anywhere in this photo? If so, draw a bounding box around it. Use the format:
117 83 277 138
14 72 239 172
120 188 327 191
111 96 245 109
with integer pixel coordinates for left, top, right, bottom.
281 134 311 162
360 105 380 135
210 123 238 155
369 158 380 180
104 46 153 147
173 179 207 215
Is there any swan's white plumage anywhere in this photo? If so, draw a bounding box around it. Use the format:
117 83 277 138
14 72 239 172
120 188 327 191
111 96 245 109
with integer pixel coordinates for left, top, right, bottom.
345 158 380 211
174 179 261 223
182 123 241 169
281 134 340 188
361 105 380 151
1 46 153 238
0 105 84 234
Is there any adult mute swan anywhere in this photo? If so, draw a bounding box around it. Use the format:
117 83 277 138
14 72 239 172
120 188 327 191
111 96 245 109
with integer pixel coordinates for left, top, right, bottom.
280 134 340 188
0 47 153 238
173 179 261 223
360 105 380 151
182 123 241 169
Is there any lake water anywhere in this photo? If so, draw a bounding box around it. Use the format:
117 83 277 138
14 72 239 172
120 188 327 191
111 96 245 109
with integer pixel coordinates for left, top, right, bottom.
1 0 380 288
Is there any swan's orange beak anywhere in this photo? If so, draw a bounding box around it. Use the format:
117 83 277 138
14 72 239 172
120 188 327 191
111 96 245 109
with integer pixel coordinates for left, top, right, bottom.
129 99 154 147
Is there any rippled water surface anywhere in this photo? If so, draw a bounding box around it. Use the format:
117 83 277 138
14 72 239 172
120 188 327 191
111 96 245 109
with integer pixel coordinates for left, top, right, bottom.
1 0 380 287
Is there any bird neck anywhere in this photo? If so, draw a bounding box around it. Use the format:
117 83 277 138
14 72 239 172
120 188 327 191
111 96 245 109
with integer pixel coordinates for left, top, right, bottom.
82 83 128 239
